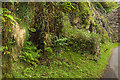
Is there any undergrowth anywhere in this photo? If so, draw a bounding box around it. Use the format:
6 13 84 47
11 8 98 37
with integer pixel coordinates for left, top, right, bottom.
20 41 42 67
11 42 119 78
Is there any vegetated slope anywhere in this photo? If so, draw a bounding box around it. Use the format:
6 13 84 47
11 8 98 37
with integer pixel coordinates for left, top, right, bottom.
107 6 120 42
2 2 118 78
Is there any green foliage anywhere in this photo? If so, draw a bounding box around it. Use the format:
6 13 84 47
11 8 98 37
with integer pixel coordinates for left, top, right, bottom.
63 23 101 54
20 41 41 67
112 33 118 42
62 12 102 54
93 2 106 14
23 67 34 77
14 3 35 25
52 36 68 52
62 2 76 12
2 46 11 55
43 40 53 55
2 8 21 56
1 8 15 30
4 14 16 23
79 2 91 25
93 2 118 14
45 47 53 54
55 37 68 46
70 30 100 53
2 8 20 25
11 42 119 78
95 23 111 44
2 2 119 78
28 28 36 32
101 33 110 44
100 2 118 13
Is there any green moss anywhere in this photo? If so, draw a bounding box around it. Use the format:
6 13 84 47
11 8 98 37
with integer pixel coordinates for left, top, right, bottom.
93 2 106 14
100 2 118 14
79 2 92 25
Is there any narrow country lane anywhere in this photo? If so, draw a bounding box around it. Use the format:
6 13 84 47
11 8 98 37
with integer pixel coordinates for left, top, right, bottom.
102 46 120 79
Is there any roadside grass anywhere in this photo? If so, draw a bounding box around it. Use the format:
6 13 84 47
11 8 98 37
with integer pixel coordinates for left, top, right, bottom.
12 42 119 78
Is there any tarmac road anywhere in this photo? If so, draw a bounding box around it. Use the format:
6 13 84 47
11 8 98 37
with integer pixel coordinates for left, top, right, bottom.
102 46 120 80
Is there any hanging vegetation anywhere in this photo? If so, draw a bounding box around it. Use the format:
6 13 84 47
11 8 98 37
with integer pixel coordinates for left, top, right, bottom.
1 2 119 78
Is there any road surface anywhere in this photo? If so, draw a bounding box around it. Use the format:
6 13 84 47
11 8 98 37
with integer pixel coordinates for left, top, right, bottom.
102 46 120 79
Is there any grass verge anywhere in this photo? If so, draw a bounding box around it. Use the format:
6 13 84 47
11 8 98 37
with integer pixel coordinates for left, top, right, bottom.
11 42 119 78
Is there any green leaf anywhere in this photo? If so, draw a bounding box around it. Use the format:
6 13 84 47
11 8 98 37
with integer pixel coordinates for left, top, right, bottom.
3 8 10 13
0 9 3 15
4 14 16 22
14 16 20 20
2 17 5 22
9 28 11 32
59 43 63 46
10 22 15 26
5 46 8 50
44 41 47 46
7 51 10 54
29 28 36 32
27 41 32 45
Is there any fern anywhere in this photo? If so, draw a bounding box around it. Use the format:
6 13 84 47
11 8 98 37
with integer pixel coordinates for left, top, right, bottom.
20 41 41 67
